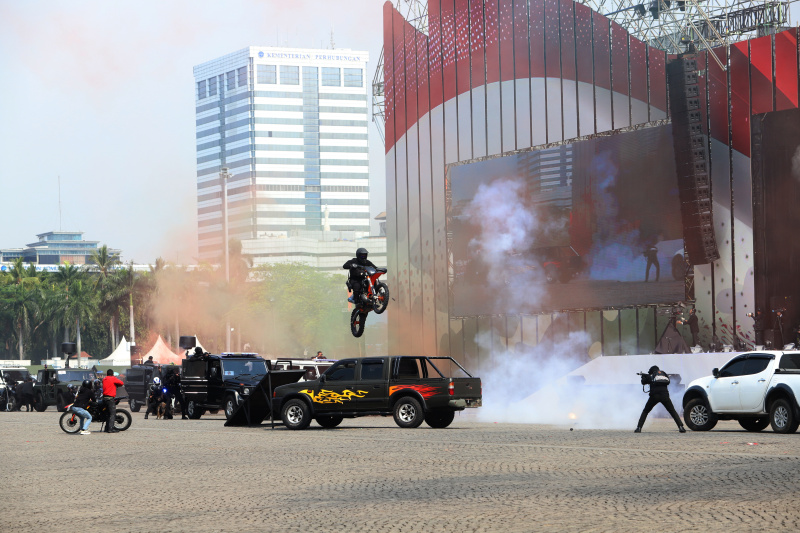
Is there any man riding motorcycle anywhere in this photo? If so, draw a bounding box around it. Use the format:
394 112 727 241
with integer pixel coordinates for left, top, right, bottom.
343 248 377 304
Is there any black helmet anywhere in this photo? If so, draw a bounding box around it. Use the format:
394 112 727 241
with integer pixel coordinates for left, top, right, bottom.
81 380 92 389
93 379 102 390
356 248 368 262
648 365 660 375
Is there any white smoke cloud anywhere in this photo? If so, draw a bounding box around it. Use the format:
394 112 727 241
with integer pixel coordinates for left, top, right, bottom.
475 329 647 429
587 152 647 281
463 178 563 313
792 146 800 182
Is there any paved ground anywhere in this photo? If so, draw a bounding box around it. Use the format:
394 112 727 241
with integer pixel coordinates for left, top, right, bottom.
2 410 799 532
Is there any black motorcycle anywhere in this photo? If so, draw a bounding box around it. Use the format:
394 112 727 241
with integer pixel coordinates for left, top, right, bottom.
59 391 132 434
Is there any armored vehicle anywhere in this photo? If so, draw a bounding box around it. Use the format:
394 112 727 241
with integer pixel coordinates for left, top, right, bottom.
32 368 97 412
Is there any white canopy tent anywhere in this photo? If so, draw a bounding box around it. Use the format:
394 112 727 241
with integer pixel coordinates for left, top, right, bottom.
99 337 131 367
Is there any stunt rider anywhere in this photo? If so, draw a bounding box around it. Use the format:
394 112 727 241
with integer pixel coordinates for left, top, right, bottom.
70 380 95 435
343 248 377 304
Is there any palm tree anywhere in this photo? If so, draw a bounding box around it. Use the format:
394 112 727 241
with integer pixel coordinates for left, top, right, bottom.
87 245 122 347
61 279 96 357
111 262 146 347
52 263 84 341
0 282 40 359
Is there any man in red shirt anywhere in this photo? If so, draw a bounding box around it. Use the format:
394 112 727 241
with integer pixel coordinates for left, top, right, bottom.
102 369 124 433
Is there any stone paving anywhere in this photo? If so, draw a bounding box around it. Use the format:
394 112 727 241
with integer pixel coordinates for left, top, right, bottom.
1 410 799 532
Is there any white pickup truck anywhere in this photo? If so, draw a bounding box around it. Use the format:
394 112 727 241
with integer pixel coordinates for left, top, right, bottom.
682 351 800 433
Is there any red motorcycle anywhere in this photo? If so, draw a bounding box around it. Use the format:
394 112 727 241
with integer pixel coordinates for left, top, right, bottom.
349 266 389 338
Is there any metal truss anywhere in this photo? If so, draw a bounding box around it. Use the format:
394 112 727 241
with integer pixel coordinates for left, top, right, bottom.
577 1 796 63
372 1 797 139
372 1 428 144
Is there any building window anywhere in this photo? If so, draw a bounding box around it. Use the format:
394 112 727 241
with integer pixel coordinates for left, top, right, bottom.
280 65 299 85
321 67 340 87
257 64 277 84
238 66 248 87
197 80 207 100
208 76 217 97
344 68 363 88
226 70 236 90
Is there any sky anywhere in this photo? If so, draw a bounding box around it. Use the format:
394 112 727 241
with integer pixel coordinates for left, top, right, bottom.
1 1 799 264
0 0 387 264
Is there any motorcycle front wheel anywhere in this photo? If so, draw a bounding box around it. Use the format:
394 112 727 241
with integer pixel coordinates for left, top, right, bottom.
114 409 132 431
350 308 367 338
59 411 82 434
373 282 389 314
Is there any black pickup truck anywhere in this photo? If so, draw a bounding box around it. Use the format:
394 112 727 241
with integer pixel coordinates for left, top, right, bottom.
272 355 482 429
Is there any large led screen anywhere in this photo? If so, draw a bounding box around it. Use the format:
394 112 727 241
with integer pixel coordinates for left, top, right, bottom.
448 125 685 316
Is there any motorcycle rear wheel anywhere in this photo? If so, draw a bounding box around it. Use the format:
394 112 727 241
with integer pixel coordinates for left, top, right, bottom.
373 282 389 315
350 308 367 338
114 409 132 431
59 411 82 434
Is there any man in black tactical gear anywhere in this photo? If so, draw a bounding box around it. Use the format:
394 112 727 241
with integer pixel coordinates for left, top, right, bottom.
635 365 686 433
343 248 376 305
144 377 163 420
643 244 659 282
166 367 187 420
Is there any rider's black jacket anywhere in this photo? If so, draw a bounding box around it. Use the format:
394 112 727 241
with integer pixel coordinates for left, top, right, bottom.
343 257 376 281
73 387 93 409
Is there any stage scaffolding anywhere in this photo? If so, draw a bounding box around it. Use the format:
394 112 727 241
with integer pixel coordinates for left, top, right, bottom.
371 0 797 138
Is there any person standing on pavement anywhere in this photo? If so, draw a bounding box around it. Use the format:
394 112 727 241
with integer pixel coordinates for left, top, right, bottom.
635 366 686 433
70 380 94 435
20 376 35 412
101 369 124 433
166 367 187 420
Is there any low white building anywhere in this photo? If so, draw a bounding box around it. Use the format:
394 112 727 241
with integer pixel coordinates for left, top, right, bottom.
242 231 385 273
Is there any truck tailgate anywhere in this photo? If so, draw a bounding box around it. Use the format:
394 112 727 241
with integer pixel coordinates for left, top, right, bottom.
453 378 482 407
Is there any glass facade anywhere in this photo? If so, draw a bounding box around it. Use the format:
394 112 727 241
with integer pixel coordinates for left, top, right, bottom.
193 47 370 260
386 2 783 362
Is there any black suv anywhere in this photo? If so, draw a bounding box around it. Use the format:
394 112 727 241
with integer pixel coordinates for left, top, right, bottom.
182 353 270 420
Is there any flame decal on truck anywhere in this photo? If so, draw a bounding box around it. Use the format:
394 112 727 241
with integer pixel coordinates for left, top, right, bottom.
300 389 368 404
389 385 440 399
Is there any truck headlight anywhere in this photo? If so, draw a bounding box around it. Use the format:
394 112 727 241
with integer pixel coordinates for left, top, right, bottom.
242 387 250 396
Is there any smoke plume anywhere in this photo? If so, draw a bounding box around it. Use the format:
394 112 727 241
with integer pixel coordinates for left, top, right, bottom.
586 152 646 281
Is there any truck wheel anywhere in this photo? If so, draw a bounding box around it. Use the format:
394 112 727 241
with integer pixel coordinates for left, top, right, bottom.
424 410 455 428
282 399 311 430
738 417 770 432
770 398 800 434
186 400 203 419
34 392 47 412
129 399 141 412
5 395 17 412
224 395 238 419
393 397 424 428
56 393 67 413
683 398 717 431
316 415 343 428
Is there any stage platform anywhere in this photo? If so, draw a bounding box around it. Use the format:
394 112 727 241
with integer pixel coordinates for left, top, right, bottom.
566 351 741 386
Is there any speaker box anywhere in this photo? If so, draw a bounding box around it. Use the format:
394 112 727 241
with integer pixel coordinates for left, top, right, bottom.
668 56 720 265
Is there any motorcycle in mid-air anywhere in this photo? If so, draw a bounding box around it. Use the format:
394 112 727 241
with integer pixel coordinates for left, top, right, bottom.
349 266 389 338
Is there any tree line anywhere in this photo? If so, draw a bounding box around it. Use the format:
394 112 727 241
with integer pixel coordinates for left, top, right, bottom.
0 242 375 362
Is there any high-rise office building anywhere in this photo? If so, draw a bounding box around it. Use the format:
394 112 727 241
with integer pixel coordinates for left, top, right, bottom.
193 47 370 260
